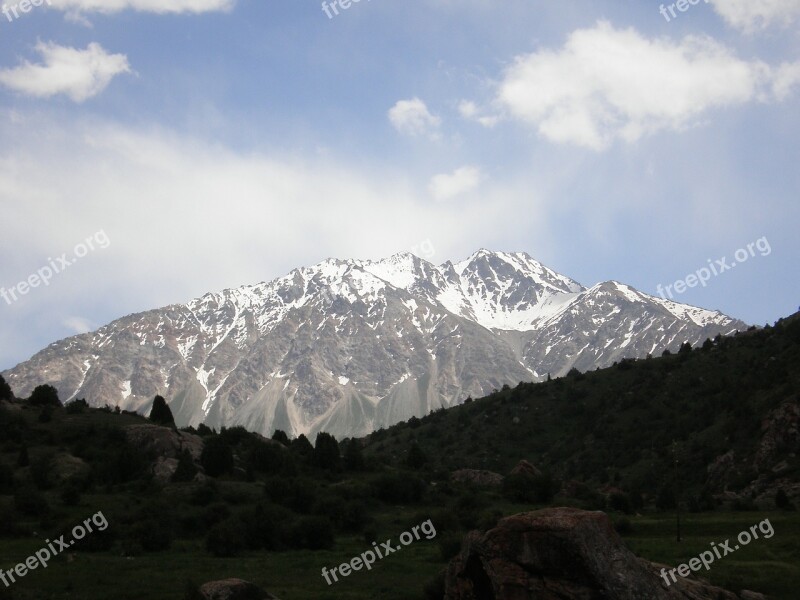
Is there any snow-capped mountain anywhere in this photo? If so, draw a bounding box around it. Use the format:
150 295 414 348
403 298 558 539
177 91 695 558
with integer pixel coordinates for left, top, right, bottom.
3 250 746 438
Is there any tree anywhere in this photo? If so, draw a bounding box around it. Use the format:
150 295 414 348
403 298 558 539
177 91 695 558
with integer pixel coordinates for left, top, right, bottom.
775 489 794 510
343 439 365 471
313 432 341 471
0 375 12 401
200 436 234 477
171 449 198 483
149 395 175 427
28 384 60 407
272 430 290 446
406 442 427 469
290 434 314 462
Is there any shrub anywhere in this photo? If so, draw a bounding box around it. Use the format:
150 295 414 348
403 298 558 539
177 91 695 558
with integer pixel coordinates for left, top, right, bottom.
65 399 89 414
0 461 13 494
614 517 634 535
206 517 248 557
28 385 60 407
373 472 425 504
290 516 334 550
437 533 463 561
0 375 12 401
200 436 234 477
13 485 49 517
608 492 633 515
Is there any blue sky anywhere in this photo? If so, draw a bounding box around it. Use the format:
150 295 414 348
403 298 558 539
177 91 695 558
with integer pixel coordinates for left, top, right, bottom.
1 0 799 370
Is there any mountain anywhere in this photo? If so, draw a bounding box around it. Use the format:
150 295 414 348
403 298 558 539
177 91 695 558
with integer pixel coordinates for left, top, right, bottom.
2 250 746 438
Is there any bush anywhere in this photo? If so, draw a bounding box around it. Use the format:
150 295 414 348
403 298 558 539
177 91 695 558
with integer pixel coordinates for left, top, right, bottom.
373 472 425 504
206 517 248 557
503 472 559 504
776 489 794 510
171 450 198 483
200 436 234 477
289 516 334 550
0 375 12 401
28 385 60 407
608 492 633 515
438 533 463 561
13 485 49 517
0 461 13 494
614 517 634 535
129 518 173 552
65 399 89 414
423 570 446 600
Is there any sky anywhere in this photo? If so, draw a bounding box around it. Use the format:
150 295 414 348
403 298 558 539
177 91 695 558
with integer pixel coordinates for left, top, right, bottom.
0 0 799 371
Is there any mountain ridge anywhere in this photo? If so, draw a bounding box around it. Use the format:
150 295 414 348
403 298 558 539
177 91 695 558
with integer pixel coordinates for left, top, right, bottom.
3 249 747 438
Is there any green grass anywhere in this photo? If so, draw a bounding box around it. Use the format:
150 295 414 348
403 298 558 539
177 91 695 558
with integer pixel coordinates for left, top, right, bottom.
3 507 798 599
621 511 800 599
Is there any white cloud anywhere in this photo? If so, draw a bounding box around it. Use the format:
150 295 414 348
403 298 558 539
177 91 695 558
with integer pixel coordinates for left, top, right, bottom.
708 0 800 32
62 316 95 334
429 166 483 201
388 97 442 138
48 0 234 14
493 21 799 150
0 42 130 102
458 99 500 127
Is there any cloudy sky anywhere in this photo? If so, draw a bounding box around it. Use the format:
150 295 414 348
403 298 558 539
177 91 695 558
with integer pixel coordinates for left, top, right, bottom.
1 0 799 370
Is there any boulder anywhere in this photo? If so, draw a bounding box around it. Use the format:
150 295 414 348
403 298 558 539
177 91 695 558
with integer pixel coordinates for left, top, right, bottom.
444 507 761 599
509 460 541 478
198 578 280 600
452 469 504 487
124 423 204 461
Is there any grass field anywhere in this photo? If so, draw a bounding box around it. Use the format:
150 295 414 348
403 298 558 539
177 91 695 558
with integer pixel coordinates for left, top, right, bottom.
2 500 798 600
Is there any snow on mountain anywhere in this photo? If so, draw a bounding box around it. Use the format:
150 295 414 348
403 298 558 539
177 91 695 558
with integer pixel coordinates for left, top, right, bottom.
3 250 747 438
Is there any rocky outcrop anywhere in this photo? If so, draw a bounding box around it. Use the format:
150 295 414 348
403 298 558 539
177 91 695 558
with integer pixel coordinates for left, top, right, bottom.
444 507 763 600
509 459 541 478
124 424 204 483
198 578 280 600
452 469 504 487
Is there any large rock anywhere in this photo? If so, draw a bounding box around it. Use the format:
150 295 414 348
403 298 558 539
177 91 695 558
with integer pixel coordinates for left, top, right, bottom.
509 460 541 478
452 469 504 487
198 578 280 600
124 424 204 483
444 507 761 599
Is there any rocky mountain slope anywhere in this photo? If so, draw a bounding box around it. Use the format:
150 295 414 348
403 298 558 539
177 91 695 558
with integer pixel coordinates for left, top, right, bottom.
3 250 746 438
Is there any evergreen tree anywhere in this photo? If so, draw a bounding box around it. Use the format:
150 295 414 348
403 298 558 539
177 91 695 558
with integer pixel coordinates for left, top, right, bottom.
0 375 12 401
290 434 314 462
406 442 427 469
171 449 198 482
271 429 290 446
149 395 175 427
200 436 234 477
343 439 365 471
313 432 340 471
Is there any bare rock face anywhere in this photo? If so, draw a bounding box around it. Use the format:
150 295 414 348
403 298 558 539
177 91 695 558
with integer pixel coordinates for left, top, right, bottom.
452 469 504 487
198 578 280 600
124 424 204 482
509 459 541 478
443 507 760 600
124 423 204 460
